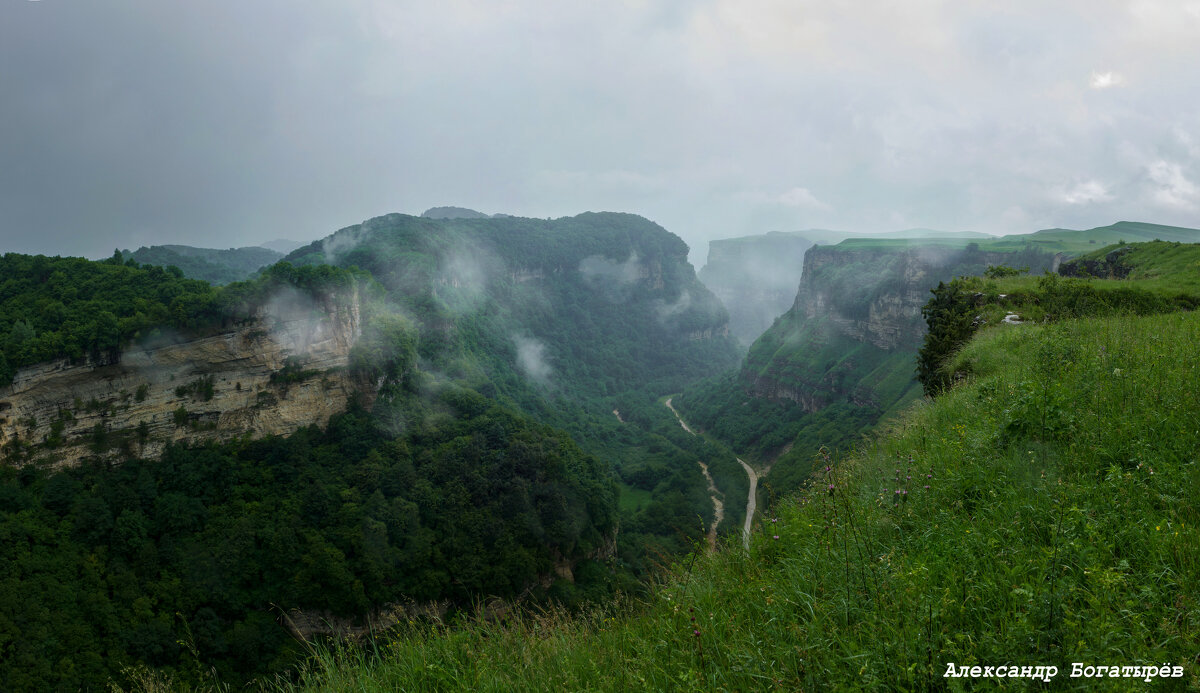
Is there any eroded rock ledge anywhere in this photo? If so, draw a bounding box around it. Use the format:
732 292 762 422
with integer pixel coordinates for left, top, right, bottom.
0 294 365 468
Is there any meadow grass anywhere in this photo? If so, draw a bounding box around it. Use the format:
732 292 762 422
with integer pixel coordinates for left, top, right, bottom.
268 310 1199 691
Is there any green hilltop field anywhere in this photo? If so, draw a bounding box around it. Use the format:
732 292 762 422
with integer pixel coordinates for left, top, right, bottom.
266 241 1200 691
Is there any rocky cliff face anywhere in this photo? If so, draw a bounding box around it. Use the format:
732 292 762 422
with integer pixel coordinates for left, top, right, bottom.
0 291 365 468
791 245 1021 351
743 243 1050 411
697 232 812 346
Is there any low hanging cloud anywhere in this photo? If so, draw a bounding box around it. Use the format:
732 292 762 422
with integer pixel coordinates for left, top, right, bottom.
578 251 642 284
1146 160 1200 210
778 187 832 211
322 227 367 265
1059 180 1111 205
513 334 553 383
653 288 693 325
737 187 832 211
437 246 495 314
1089 71 1126 89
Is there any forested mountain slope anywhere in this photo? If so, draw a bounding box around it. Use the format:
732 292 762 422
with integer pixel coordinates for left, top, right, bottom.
286 212 751 558
0 212 747 690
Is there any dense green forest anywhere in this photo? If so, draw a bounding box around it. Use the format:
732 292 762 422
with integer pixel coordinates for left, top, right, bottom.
0 395 617 689
0 254 368 389
286 212 747 565
0 253 219 386
284 211 738 397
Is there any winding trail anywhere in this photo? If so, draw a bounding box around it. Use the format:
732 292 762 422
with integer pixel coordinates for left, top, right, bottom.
665 398 723 549
696 462 724 550
665 397 761 549
737 458 758 546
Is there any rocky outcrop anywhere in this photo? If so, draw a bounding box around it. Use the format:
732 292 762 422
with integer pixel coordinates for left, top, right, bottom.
741 243 1057 412
1058 246 1133 279
0 291 365 468
792 245 1040 350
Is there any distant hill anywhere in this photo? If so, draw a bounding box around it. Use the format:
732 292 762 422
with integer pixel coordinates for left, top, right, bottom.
421 206 500 220
123 244 283 284
258 238 307 254
804 227 995 244
1002 220 1200 252
820 221 1200 257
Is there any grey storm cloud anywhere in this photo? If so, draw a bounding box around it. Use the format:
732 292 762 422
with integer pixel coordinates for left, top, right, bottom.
3 1 1200 262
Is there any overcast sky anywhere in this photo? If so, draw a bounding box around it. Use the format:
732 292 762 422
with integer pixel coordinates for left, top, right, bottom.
3 1 1200 263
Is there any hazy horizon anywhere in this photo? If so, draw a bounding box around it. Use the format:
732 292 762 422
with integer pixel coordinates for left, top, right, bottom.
4 2 1200 264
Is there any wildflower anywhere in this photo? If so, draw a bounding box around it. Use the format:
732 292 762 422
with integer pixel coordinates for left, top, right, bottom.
773 535 779 540
693 629 701 637
924 485 930 489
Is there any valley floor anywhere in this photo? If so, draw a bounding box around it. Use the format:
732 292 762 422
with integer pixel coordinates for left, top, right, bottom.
665 396 762 548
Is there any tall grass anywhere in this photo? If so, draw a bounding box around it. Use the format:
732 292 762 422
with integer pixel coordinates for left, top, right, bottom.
262 310 1198 691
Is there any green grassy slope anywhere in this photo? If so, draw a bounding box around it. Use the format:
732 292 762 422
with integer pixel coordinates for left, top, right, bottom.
1064 240 1200 295
828 220 1200 255
270 248 1200 692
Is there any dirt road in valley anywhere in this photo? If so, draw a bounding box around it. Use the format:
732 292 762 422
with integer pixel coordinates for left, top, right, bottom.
664 397 760 549
664 398 722 548
737 458 757 547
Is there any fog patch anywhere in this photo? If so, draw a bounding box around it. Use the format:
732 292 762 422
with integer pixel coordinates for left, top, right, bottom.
132 327 189 351
321 227 367 264
262 286 327 355
579 251 642 284
372 395 411 438
513 334 553 384
579 251 643 303
653 288 693 324
436 245 495 314
912 244 960 268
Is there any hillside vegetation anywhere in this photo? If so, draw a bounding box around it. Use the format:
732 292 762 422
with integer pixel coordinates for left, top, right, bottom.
1 213 751 690
285 212 748 564
273 242 1199 691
